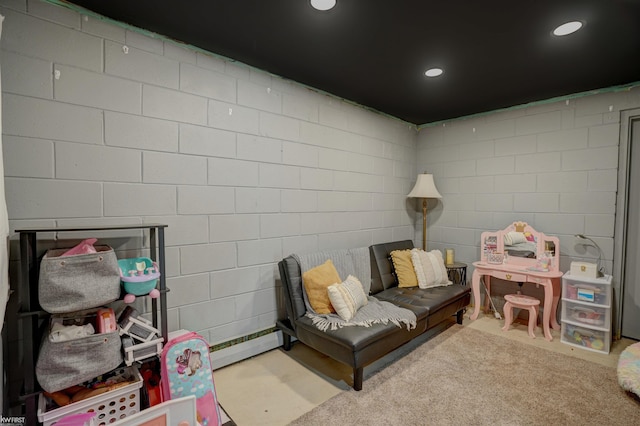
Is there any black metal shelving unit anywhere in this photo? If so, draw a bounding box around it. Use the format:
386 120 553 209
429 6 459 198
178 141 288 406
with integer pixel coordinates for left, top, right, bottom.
9 223 168 425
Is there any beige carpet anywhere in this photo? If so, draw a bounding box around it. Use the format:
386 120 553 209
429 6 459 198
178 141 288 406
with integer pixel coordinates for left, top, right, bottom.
289 324 640 425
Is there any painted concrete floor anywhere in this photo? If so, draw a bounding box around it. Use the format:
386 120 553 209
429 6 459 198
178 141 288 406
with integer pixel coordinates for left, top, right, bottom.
214 315 636 425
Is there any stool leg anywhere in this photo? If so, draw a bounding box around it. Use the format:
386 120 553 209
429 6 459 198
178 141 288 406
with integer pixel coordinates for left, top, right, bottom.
527 306 537 338
502 301 513 332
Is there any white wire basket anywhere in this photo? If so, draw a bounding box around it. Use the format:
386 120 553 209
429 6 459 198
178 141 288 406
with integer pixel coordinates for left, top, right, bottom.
37 366 142 426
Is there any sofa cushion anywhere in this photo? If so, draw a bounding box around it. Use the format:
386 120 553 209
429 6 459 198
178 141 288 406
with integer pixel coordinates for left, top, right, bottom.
328 275 368 321
302 259 342 314
294 315 419 354
375 284 470 322
390 249 418 288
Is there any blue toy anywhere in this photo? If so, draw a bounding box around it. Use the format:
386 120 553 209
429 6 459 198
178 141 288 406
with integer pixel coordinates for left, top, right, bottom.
118 257 161 303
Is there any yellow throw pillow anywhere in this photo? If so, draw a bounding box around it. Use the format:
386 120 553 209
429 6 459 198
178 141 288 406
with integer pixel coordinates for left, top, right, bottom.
390 249 418 288
302 259 342 314
327 275 368 321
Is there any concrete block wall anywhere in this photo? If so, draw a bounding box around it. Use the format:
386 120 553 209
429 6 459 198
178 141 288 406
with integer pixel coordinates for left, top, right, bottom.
1 0 417 352
416 87 640 314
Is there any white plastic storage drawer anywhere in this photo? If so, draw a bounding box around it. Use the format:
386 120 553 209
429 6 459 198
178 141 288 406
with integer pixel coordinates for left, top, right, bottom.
561 299 610 329
562 274 612 306
561 322 610 354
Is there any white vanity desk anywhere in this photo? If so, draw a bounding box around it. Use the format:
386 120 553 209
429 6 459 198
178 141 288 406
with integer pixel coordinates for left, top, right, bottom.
469 222 563 341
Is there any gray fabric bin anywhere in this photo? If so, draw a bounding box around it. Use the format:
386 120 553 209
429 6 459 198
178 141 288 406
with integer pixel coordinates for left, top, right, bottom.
38 245 121 313
35 310 123 393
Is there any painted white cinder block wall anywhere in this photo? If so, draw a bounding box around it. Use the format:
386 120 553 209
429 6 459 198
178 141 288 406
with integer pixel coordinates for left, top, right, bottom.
3 0 640 376
0 0 417 355
415 88 640 315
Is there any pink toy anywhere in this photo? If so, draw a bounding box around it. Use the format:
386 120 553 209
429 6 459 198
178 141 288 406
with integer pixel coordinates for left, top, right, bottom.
61 238 98 256
54 412 96 426
96 307 117 333
118 257 161 304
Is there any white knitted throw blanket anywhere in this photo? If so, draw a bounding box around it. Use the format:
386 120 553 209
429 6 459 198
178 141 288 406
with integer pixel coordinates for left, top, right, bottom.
293 248 417 332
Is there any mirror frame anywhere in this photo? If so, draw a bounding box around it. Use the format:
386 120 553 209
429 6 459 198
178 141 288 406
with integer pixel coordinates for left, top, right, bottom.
480 221 560 272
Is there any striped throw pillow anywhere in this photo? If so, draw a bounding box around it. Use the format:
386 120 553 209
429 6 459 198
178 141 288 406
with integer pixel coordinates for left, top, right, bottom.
411 248 452 289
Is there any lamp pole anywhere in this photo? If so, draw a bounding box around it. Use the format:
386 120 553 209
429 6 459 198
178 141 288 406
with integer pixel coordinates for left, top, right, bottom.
407 173 441 251
421 198 427 250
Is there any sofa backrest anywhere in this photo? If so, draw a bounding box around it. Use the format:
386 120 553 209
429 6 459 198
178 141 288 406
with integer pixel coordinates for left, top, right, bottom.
278 240 415 328
369 240 414 294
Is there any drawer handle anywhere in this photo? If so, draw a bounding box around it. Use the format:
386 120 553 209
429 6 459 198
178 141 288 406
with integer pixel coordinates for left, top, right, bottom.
506 274 512 280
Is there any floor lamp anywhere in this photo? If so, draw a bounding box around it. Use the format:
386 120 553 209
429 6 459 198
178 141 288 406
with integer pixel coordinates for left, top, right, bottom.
407 174 442 250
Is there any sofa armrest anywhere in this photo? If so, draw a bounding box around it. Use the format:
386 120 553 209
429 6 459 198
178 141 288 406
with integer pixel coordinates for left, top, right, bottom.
278 256 307 331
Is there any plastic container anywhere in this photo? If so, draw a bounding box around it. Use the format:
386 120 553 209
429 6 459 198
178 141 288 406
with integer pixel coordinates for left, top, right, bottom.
561 322 610 354
37 366 142 426
562 274 611 305
561 299 609 328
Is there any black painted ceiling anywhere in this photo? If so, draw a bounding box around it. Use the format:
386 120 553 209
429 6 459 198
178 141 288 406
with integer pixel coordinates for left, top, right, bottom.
63 0 640 125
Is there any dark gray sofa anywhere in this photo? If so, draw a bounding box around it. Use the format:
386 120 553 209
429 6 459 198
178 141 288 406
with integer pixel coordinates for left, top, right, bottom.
276 240 471 390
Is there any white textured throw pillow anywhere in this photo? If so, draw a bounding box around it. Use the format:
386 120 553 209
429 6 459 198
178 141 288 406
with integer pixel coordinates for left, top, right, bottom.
410 248 452 289
504 231 527 246
327 275 369 321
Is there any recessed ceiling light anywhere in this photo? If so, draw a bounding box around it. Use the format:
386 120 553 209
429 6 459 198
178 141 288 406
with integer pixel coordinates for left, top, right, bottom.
553 21 583 36
310 0 336 11
425 68 443 78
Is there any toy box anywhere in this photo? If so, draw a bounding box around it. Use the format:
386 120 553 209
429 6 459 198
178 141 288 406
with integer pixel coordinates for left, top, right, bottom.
570 261 598 278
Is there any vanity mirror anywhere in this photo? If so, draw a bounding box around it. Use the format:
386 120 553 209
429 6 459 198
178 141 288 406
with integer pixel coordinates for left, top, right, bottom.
480 222 559 272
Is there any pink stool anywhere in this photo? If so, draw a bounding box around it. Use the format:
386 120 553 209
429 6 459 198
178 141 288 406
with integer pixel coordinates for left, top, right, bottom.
502 294 540 338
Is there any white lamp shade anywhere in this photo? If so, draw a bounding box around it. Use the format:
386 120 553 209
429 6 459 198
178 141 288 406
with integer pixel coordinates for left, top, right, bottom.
407 174 442 199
